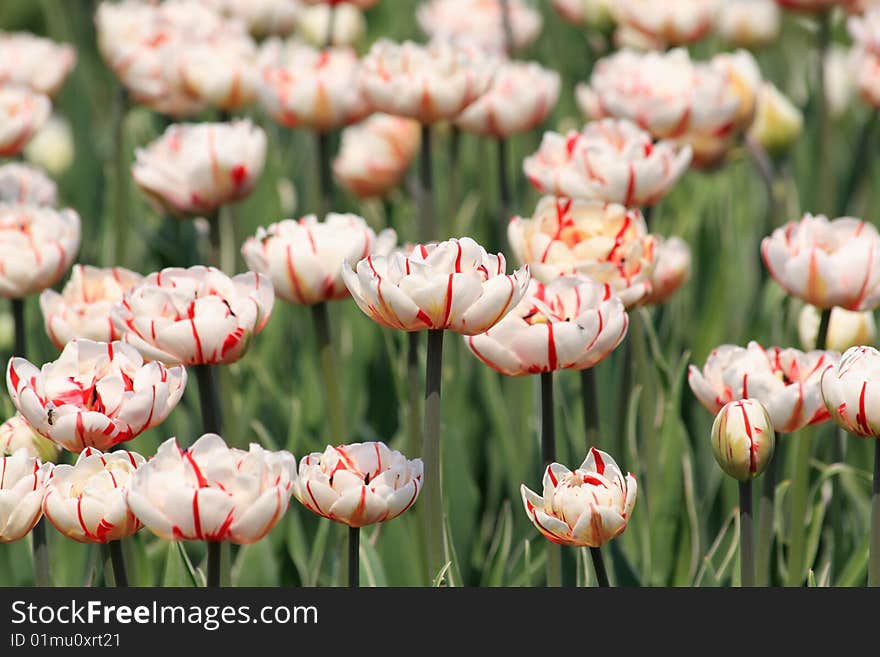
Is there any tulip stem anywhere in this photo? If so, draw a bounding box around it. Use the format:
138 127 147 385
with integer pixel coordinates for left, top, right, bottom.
311 302 346 445
112 85 130 269
497 137 511 253
739 480 755 587
580 368 600 450
815 10 832 214
589 547 609 588
836 111 878 216
422 329 447 584
194 365 223 436
11 297 25 358
869 439 880 586
349 526 360 588
499 0 515 56
206 211 222 270
418 124 435 243
540 371 562 587
108 540 128 588
756 442 780 586
324 4 336 48
407 332 422 460
315 131 334 216
816 308 832 351
786 431 813 586
207 541 221 588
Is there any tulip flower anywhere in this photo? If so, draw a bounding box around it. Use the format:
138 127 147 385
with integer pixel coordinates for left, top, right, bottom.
417 0 543 53
0 32 76 97
761 214 880 312
0 450 53 543
551 0 615 29
127 433 296 586
508 197 656 308
711 399 775 587
216 0 301 37
0 85 51 157
7 339 187 453
301 0 378 7
614 0 720 46
799 305 876 352
718 0 782 48
297 4 366 47
523 120 692 207
332 114 422 199
39 265 144 349
0 163 57 206
747 83 804 155
132 120 267 218
521 447 637 586
0 414 61 463
850 9 880 108
644 236 691 305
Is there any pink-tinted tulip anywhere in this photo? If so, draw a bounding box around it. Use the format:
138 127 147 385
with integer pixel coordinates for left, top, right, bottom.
43 447 144 543
112 266 274 366
417 0 542 52
524 119 691 206
689 341 837 433
40 265 144 349
521 448 637 548
0 204 80 299
0 85 51 157
258 39 369 132
132 121 266 216
455 61 560 137
466 276 628 376
359 39 496 124
8 339 187 453
644 236 691 304
0 450 52 542
293 442 423 527
0 414 61 463
711 399 775 481
821 346 880 436
718 0 782 48
614 0 720 46
508 197 656 308
0 163 56 206
343 236 529 334
242 214 395 306
850 9 880 108
0 32 76 97
333 114 421 198
126 434 295 543
761 214 880 311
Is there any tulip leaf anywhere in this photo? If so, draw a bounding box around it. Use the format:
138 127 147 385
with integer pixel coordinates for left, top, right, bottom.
162 542 199 588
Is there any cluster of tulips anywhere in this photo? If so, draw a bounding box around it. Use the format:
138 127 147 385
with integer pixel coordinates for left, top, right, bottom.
2 0 880 589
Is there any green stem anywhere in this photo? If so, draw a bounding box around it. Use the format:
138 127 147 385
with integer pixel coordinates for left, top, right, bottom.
869 439 880 586
786 431 813 586
422 329 446 584
349 526 360 588
756 439 780 586
108 540 128 588
218 205 237 275
541 371 562 587
207 541 221 588
497 137 511 254
112 85 129 269
815 11 831 214
499 0 514 56
324 4 336 48
836 111 878 216
589 547 609 587
739 480 755 587
11 297 25 358
206 211 222 270
311 302 346 445
316 131 334 216
407 332 422 460
194 365 223 436
419 124 435 243
580 368 600 450
816 308 832 351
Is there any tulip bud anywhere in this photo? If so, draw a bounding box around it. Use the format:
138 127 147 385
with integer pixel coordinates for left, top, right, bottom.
711 399 775 481
23 115 74 177
748 83 804 155
799 305 876 352
0 414 61 463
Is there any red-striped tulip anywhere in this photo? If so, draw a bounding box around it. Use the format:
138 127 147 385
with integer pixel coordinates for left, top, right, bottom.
359 39 496 123
0 204 80 299
761 214 880 311
614 0 719 46
0 163 57 206
521 447 637 548
456 61 560 138
40 265 144 349
343 236 529 334
820 346 880 437
333 114 421 198
43 447 144 543
0 85 51 157
132 121 266 216
644 236 691 305
466 276 627 376
508 197 656 308
0 414 61 463
126 434 296 543
8 339 187 453
718 0 781 48
799 305 876 352
293 442 423 527
112 266 274 366
711 399 775 481
258 40 369 132
242 214 396 306
0 450 53 542
0 32 76 97
689 341 837 434
417 0 543 52
523 119 691 206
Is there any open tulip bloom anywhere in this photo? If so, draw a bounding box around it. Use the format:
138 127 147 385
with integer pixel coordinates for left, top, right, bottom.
7 339 187 453
0 163 57 206
614 0 720 46
417 0 543 53
0 85 51 158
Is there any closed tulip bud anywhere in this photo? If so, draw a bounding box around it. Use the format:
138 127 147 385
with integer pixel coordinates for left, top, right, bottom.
800 305 876 352
23 115 75 177
0 204 80 299
43 447 145 543
112 266 274 366
644 236 691 305
0 85 51 158
521 447 637 547
0 414 61 463
8 339 187 453
417 0 543 52
820 346 880 437
297 4 365 47
0 450 53 542
0 163 57 206
748 83 804 155
293 442 423 527
614 0 720 46
40 265 144 349
127 434 296 543
0 32 76 97
711 399 775 481
551 0 616 30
